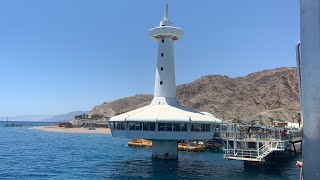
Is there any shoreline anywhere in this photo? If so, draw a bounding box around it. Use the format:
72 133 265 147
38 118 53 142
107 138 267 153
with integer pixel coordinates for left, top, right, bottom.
31 126 111 134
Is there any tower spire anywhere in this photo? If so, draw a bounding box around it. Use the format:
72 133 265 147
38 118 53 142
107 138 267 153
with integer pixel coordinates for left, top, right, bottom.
164 0 169 21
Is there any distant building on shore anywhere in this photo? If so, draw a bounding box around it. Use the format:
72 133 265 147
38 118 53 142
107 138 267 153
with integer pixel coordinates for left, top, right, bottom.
58 122 72 128
70 118 109 128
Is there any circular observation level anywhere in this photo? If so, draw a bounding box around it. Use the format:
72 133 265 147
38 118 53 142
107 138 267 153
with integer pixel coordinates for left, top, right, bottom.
149 26 184 41
109 104 222 141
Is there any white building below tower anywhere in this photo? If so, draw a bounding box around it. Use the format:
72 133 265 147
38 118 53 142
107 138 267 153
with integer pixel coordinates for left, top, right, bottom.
110 1 222 159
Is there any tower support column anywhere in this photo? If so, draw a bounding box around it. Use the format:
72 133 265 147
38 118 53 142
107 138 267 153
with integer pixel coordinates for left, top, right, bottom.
152 140 178 159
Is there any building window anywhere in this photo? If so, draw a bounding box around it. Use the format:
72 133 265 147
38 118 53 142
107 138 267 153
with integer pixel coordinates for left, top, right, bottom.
180 124 187 131
204 124 211 132
128 122 135 130
173 123 180 131
135 122 142 130
127 122 143 131
158 123 165 131
191 124 202 132
157 123 188 132
165 123 173 131
114 122 125 130
161 53 164 57
150 123 155 131
160 81 163 85
191 123 211 132
112 122 115 130
160 67 163 71
142 122 155 131
120 122 126 130
162 39 164 43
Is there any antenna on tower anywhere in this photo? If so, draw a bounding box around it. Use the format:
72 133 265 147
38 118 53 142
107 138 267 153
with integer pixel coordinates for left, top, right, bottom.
164 0 169 21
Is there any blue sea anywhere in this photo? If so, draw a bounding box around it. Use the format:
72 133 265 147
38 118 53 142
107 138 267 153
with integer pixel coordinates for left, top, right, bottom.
0 121 301 179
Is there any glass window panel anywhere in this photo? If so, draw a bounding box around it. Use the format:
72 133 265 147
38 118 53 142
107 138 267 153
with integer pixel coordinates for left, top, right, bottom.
165 123 173 131
150 123 155 131
191 124 195 131
116 122 119 130
158 123 165 131
180 124 187 131
135 122 142 130
196 124 201 132
173 123 180 131
192 124 201 132
128 122 135 130
201 124 206 132
121 122 125 130
205 124 211 132
143 122 148 131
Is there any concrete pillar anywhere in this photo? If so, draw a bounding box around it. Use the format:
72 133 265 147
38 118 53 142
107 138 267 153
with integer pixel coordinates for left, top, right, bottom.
300 0 320 178
152 140 178 159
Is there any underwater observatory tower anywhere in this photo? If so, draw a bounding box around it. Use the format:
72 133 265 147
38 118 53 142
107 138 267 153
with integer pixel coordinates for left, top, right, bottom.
110 1 222 159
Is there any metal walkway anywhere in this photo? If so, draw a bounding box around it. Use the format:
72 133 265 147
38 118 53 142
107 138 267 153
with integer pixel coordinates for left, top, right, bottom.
216 123 301 162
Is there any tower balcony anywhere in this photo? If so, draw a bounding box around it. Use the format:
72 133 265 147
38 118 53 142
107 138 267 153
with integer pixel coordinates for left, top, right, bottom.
149 26 184 41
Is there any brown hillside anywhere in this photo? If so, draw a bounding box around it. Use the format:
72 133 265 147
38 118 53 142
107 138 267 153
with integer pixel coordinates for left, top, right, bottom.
89 67 300 124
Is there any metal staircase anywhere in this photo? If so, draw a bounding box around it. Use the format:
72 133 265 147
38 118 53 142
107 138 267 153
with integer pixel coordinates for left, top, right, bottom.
257 141 285 160
218 123 289 162
224 141 285 162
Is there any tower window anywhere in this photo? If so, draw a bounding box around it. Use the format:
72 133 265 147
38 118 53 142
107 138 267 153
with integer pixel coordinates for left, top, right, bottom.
160 67 163 71
160 81 163 85
161 53 164 57
162 39 164 43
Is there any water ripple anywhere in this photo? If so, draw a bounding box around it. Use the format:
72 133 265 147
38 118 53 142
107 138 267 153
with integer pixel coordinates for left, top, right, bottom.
0 123 301 179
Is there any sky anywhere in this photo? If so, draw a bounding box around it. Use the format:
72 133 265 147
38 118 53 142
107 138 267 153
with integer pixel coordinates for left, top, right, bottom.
0 0 300 116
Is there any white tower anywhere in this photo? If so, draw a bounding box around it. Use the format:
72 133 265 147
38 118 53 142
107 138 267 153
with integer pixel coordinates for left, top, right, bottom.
149 1 183 106
109 1 221 159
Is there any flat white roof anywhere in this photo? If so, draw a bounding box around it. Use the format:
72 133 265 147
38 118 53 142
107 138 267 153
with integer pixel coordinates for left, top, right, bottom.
110 104 222 123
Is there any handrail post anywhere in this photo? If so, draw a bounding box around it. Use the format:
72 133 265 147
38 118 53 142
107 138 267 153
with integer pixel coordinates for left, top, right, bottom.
257 141 259 157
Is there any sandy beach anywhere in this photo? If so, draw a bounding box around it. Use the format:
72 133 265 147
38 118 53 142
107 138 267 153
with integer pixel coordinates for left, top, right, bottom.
31 126 111 134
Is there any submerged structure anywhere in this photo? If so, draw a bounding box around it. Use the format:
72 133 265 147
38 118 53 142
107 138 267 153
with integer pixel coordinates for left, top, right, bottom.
110 1 221 159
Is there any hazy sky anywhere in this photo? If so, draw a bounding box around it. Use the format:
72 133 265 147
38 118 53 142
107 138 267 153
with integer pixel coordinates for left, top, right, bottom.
0 0 299 116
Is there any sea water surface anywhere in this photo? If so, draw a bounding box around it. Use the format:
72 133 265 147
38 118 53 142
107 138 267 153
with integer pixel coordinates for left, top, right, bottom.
0 121 301 179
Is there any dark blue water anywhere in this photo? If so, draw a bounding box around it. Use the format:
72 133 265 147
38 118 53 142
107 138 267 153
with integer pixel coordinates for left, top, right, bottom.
0 122 301 179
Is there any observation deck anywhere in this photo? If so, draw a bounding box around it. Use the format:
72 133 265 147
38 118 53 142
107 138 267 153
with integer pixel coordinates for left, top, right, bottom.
110 104 221 140
149 26 183 41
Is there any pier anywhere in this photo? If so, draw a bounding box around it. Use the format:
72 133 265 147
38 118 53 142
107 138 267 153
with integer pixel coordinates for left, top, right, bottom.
215 123 302 163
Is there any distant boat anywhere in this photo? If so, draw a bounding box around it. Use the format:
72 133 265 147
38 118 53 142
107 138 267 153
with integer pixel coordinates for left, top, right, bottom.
4 117 23 127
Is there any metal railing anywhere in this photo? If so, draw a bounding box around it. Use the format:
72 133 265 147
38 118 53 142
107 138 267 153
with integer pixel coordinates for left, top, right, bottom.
224 149 258 159
224 140 285 161
219 131 302 141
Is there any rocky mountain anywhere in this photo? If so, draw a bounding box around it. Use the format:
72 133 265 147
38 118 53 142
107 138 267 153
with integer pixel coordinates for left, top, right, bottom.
89 67 300 124
89 95 153 118
43 111 89 122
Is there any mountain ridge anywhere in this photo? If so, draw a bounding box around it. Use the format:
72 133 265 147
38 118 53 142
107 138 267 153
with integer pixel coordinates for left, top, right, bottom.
42 111 89 122
89 67 300 124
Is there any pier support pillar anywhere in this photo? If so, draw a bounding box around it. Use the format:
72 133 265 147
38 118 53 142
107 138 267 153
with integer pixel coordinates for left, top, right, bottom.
152 140 178 159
